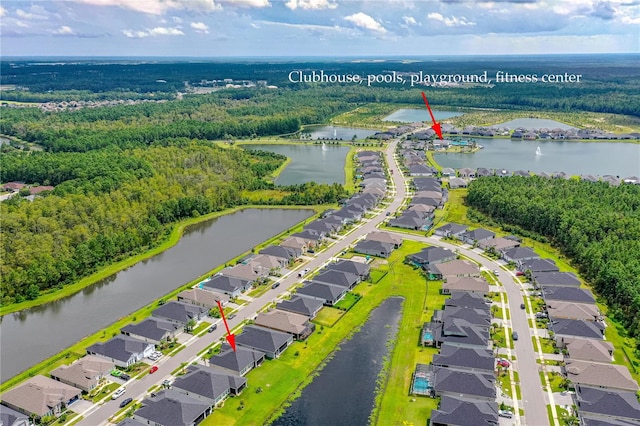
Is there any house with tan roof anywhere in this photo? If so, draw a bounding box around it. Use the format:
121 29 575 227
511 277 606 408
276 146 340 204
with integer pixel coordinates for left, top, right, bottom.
50 355 115 392
563 360 639 391
177 287 229 309
280 236 309 253
556 337 613 363
546 301 600 321
254 309 315 340
442 277 489 296
1 375 81 418
429 259 481 280
366 231 403 248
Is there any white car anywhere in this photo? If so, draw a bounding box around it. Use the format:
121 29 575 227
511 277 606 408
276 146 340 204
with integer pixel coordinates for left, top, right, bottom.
111 386 126 400
498 410 513 419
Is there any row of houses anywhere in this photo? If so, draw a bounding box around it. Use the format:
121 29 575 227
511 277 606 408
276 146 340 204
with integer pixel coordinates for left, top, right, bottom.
453 168 639 186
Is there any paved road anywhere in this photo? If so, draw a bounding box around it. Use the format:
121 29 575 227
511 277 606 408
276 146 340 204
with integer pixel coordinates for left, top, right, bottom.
391 233 549 426
78 141 407 425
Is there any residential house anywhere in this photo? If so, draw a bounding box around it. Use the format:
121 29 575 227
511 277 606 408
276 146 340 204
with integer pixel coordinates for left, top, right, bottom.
432 344 495 373
433 307 491 330
50 355 115 393
0 405 30 426
475 167 493 178
121 318 181 345
441 277 489 295
432 318 491 349
388 214 428 230
202 274 252 297
549 318 604 340
178 288 229 309
448 177 468 189
353 239 394 258
432 367 496 401
460 228 495 245
518 258 559 274
534 272 581 287
132 390 211 426
431 396 498 426
574 385 640 424
429 259 481 280
249 254 287 273
172 365 246 406
276 295 323 320
234 325 294 359
222 262 267 283
86 335 154 368
208 344 265 377
115 419 146 426
313 269 360 289
280 236 308 255
546 301 600 321
326 259 371 280
478 236 521 252
458 168 476 179
259 245 296 263
406 246 456 269
409 164 436 176
0 376 81 419
255 309 315 340
563 360 639 391
433 223 468 239
296 282 347 306
407 203 437 216
291 229 324 244
557 337 613 363
365 231 403 248
501 247 540 264
152 301 208 326
542 286 596 304
440 167 456 177
445 292 491 312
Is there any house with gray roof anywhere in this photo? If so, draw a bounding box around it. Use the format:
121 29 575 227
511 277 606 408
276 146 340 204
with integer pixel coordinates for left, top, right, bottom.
442 277 490 296
434 307 491 329
445 292 491 312
534 271 581 287
353 239 394 258
50 355 115 393
546 301 600 321
86 335 154 368
441 167 456 177
447 177 468 189
0 405 29 426
557 337 613 363
280 236 308 255
152 301 208 326
326 259 371 280
202 274 252 297
208 343 265 377
460 228 495 245
259 245 296 262
563 360 639 391
172 365 246 406
501 246 540 264
121 318 181 345
433 367 496 401
255 309 315 340
549 318 604 340
413 177 442 191
478 236 521 252
542 286 595 304
433 319 491 349
296 282 347 306
133 389 211 426
434 223 468 239
458 168 476 179
406 246 456 268
431 396 499 426
388 214 429 230
313 269 360 289
178 288 229 309
0 375 81 419
574 385 640 424
429 259 481 280
518 258 559 273
432 344 495 373
579 416 640 426
366 231 403 248
276 295 323 319
115 419 147 426
235 325 294 359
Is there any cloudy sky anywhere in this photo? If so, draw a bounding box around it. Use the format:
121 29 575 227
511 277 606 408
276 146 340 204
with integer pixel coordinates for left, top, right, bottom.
1 0 638 57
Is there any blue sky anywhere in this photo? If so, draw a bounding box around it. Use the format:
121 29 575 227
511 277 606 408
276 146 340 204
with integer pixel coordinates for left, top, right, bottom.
1 0 638 56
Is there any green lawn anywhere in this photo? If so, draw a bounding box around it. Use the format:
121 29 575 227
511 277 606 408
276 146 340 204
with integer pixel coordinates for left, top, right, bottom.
369 267 389 284
497 372 514 399
312 307 345 327
192 321 212 336
492 328 511 349
334 292 361 311
539 338 557 354
542 371 568 393
88 382 120 403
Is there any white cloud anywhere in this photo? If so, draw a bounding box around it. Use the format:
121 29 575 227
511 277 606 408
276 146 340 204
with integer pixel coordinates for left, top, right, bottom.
344 12 387 33
621 14 640 24
285 0 338 10
402 16 417 25
223 0 270 7
16 7 49 20
122 26 185 38
73 0 221 15
53 25 76 35
191 21 209 33
427 12 476 27
0 6 6 17
16 21 29 28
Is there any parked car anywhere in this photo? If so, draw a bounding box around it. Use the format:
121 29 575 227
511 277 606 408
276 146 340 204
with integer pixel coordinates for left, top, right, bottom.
228 314 236 320
111 387 126 399
298 268 310 277
119 397 133 408
208 324 218 333
497 359 510 368
120 373 131 381
493 270 500 276
149 365 158 374
498 409 513 418
516 271 524 276
520 303 526 309
272 282 280 289
512 331 519 341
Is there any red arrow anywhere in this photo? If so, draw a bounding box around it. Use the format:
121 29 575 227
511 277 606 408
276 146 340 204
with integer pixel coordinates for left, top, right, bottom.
421 92 443 140
216 300 236 351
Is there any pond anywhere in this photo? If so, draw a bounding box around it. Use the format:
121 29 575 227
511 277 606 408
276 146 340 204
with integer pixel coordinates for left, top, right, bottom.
435 138 640 177
492 118 576 130
242 144 351 186
383 109 463 123
272 297 403 426
0 208 314 382
302 125 379 141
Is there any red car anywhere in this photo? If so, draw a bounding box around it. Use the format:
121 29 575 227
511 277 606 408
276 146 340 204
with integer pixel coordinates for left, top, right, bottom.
497 360 510 368
149 365 158 374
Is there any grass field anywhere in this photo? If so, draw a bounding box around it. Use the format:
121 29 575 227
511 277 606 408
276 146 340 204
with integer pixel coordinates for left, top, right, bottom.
312 307 345 328
334 292 361 311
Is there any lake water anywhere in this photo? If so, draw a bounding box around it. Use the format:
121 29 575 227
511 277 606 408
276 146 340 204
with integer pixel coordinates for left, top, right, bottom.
436 139 640 176
0 208 313 382
492 118 576 130
272 297 403 426
302 125 379 140
383 109 463 122
243 144 350 186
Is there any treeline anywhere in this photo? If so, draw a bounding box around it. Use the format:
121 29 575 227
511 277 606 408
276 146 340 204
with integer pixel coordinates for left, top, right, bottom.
465 177 640 340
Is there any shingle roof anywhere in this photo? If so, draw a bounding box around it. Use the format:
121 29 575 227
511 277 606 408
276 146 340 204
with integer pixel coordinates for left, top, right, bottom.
235 325 292 354
259 245 294 260
134 390 209 426
0 375 81 417
296 282 345 301
446 292 491 311
172 365 246 401
87 335 151 363
440 307 491 328
575 385 640 420
203 274 252 293
50 355 115 390
462 228 495 241
209 344 265 375
442 277 489 294
431 396 499 426
276 295 323 317
564 360 639 391
431 260 480 277
550 318 604 339
542 286 595 303
121 318 180 342
313 269 359 288
432 344 495 372
354 239 394 255
326 259 371 277
152 301 208 324
579 415 640 426
116 419 147 426
255 310 310 335
435 223 468 235
0 405 28 426
408 246 455 264
433 367 496 399
365 231 403 246
520 258 559 272
535 271 581 287
502 246 539 260
562 337 613 363
546 301 599 321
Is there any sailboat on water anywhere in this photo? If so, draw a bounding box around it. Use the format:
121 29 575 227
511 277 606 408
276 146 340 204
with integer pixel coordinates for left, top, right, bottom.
536 146 543 156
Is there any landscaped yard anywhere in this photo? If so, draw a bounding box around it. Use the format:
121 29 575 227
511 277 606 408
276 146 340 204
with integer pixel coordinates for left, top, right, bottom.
369 267 389 284
312 307 345 328
88 382 120 403
334 292 361 311
542 371 568 393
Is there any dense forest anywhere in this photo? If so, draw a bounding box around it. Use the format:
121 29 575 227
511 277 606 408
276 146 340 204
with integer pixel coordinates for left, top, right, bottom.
465 177 640 343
